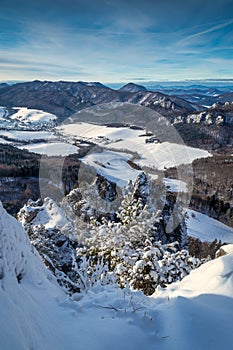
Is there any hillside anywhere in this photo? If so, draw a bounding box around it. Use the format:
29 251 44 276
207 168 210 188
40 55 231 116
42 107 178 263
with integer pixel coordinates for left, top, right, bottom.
0 80 197 122
1 201 233 349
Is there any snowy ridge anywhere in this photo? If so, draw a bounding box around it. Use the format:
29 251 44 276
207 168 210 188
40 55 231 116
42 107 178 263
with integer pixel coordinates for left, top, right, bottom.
0 202 65 349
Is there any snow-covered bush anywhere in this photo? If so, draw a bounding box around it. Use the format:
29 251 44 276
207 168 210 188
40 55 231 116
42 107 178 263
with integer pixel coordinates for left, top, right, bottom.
76 216 201 295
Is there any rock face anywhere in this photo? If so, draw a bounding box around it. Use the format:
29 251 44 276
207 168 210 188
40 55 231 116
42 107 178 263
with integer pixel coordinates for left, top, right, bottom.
174 103 233 126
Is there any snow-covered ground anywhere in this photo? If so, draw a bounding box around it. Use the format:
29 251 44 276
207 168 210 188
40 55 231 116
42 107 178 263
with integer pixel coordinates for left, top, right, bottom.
152 251 233 350
18 142 79 156
164 177 187 192
82 150 140 187
58 123 211 170
83 149 188 191
10 107 57 124
58 122 140 141
0 136 11 144
216 244 233 256
187 209 233 243
0 130 55 141
1 202 233 350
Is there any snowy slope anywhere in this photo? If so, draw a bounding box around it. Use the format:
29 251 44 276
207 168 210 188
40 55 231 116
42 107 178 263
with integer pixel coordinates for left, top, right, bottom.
153 252 233 350
0 202 65 350
10 107 57 124
187 209 233 243
82 150 140 186
1 201 233 350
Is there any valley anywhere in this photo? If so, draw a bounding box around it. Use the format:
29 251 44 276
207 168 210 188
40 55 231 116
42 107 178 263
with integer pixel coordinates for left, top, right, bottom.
0 81 232 240
1 0 233 347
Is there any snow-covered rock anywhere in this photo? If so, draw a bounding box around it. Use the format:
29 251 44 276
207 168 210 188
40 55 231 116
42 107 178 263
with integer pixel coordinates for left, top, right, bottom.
18 198 75 238
216 244 233 258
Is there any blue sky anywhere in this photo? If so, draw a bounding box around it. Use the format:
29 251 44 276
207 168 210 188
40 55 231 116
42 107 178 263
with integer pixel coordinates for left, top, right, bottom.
0 0 233 82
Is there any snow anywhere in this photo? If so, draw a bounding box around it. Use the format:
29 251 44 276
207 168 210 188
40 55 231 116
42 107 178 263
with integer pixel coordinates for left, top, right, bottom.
0 107 8 118
10 107 57 124
19 198 74 234
187 209 233 243
59 122 140 142
1 201 233 349
58 123 210 171
152 253 233 349
138 92 151 104
0 137 11 144
111 140 210 170
82 150 140 186
0 130 55 141
216 244 233 256
83 149 189 193
164 177 187 192
0 201 65 349
18 142 79 156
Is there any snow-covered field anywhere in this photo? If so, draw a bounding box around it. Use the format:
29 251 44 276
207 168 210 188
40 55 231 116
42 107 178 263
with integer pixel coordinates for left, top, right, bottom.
187 209 233 243
1 202 233 350
82 150 141 186
83 149 188 191
19 142 79 156
59 123 211 170
0 130 55 141
10 107 57 124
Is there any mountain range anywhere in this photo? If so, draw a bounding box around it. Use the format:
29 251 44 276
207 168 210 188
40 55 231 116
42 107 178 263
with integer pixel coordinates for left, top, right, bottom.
0 80 198 122
2 80 232 152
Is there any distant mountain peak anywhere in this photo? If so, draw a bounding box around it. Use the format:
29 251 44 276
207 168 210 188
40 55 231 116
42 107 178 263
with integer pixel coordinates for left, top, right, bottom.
119 82 147 93
77 81 109 88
